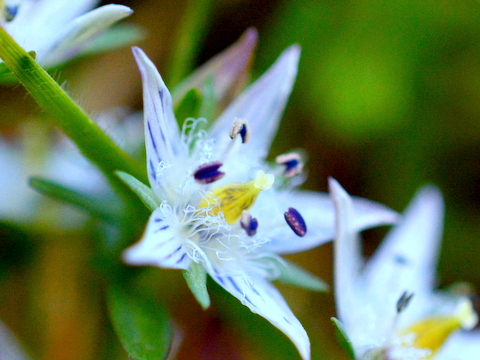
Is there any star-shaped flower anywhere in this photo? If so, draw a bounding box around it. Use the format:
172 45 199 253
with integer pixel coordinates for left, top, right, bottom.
123 45 398 360
0 0 133 68
330 179 479 360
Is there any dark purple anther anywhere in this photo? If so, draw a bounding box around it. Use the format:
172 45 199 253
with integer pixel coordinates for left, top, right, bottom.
284 207 307 237
229 118 250 143
5 5 18 21
193 161 225 184
239 124 248 143
240 211 258 237
275 153 303 178
396 291 414 314
284 158 299 172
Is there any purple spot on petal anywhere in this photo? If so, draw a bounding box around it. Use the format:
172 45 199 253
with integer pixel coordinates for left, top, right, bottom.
250 285 260 297
176 253 187 264
154 225 170 233
228 276 242 294
147 121 158 153
153 237 175 248
164 246 182 260
149 159 157 180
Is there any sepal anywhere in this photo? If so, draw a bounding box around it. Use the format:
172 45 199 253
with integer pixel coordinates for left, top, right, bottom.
183 262 211 310
262 257 329 292
331 317 356 360
116 171 160 211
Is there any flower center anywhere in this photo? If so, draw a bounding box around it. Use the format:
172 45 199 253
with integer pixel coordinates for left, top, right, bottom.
399 299 478 357
199 170 274 224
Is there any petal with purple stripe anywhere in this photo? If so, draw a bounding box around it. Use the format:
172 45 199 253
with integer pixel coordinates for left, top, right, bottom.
123 208 190 270
132 47 185 191
208 264 310 360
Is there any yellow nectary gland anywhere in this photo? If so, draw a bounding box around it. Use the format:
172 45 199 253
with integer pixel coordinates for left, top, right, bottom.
400 299 478 357
199 170 274 224
402 317 461 356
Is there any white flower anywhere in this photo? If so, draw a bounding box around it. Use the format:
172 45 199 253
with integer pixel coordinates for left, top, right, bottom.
0 320 31 360
0 108 142 226
0 0 133 68
330 179 479 360
123 45 398 360
436 330 480 360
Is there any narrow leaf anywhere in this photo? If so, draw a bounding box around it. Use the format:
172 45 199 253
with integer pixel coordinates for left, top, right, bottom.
79 24 145 57
331 317 356 360
107 286 172 360
116 171 160 211
166 0 214 87
265 258 329 292
29 176 119 222
183 262 210 310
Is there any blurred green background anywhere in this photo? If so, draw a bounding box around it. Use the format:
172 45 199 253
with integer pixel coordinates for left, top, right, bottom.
1 0 480 359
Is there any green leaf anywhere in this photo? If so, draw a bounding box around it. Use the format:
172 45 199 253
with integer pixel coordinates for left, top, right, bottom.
29 176 119 222
116 171 160 212
79 24 145 57
174 88 202 123
265 258 329 292
107 286 172 360
183 262 210 310
331 317 356 360
166 0 214 87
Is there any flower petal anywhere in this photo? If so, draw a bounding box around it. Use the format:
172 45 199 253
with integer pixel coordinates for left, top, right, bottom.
329 178 364 329
43 4 133 66
123 208 191 270
209 265 310 360
210 45 300 162
173 28 258 110
436 330 480 360
259 188 398 254
0 320 31 360
4 0 98 63
363 185 444 305
132 47 185 191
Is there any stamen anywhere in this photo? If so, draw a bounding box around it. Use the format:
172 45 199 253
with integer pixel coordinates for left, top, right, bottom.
284 207 307 237
396 291 414 314
5 5 17 21
240 211 258 236
229 117 250 144
193 161 225 184
276 152 304 178
199 170 274 224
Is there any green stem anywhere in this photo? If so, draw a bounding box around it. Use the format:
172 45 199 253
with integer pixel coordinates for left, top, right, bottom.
0 26 148 190
167 0 214 87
